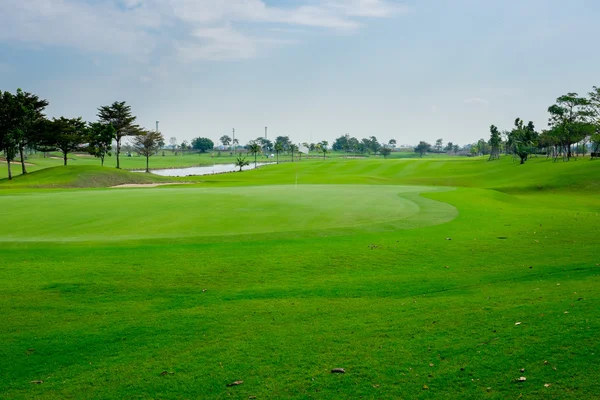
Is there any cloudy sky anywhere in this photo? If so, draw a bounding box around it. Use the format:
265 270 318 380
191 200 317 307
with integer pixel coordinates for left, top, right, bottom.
1 0 599 146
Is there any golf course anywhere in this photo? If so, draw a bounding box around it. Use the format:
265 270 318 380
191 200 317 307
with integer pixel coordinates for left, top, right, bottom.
1 155 599 399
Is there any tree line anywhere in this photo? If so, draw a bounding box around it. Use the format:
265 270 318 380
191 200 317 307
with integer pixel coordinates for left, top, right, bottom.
485 87 600 164
0 89 164 179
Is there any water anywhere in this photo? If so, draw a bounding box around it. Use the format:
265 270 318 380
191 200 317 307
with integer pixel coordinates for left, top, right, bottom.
137 162 274 177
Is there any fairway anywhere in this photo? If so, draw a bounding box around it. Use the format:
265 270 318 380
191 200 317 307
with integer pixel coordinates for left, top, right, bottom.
1 157 599 399
0 185 457 241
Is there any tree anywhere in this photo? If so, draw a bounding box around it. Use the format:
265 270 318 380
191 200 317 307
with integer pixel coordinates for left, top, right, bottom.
547 93 589 161
368 136 380 155
275 136 291 153
452 144 460 153
0 91 19 179
97 101 140 169
132 130 165 172
191 137 214 153
586 86 600 158
333 134 350 152
87 122 116 166
274 141 283 164
381 147 392 158
169 137 178 154
435 138 443 152
220 135 232 148
488 125 502 160
38 117 87 166
11 89 49 174
319 141 328 159
235 156 250 172
414 141 431 157
289 143 298 162
444 141 454 152
180 140 189 156
248 141 261 167
388 139 397 148
509 118 537 164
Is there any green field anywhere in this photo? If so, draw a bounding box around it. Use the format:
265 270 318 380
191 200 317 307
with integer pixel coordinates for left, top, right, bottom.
1 156 599 399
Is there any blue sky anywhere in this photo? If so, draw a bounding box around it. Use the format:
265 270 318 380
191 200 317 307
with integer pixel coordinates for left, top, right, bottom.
1 0 599 146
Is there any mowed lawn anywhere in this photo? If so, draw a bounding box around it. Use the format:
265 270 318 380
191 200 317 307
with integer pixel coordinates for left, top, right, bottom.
0 156 599 399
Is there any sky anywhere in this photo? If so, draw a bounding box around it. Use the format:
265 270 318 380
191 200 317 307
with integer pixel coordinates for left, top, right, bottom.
1 0 599 147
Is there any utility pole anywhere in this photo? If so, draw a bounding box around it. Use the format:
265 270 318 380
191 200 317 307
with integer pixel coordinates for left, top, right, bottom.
156 121 159 133
265 126 267 140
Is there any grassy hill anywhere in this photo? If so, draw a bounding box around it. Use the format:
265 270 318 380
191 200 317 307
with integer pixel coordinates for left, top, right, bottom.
0 165 175 189
0 156 598 399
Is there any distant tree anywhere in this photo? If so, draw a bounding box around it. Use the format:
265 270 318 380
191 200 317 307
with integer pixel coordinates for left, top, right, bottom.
248 141 261 167
169 137 178 154
388 139 397 148
38 117 87 166
414 141 432 157
368 136 380 155
444 141 454 152
87 122 116 166
11 89 49 174
289 143 298 161
319 141 328 159
381 147 392 158
275 136 291 153
235 156 250 171
348 137 359 155
0 91 18 179
586 86 600 158
191 137 214 153
180 140 189 156
97 101 140 169
274 141 283 164
220 135 232 148
435 138 443 152
547 93 589 161
132 130 165 172
488 125 501 160
452 144 460 153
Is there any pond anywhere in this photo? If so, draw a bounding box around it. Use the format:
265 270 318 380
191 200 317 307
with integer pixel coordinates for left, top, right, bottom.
136 162 275 177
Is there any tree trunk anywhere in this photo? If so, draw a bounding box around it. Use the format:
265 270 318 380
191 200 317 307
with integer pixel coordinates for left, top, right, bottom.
276 151 279 164
254 153 257 167
7 159 12 180
116 137 121 169
19 145 27 174
146 155 149 173
63 152 68 166
101 155 105 166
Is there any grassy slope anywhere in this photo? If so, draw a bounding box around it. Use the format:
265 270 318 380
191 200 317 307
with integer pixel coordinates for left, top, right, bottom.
0 165 175 188
0 157 598 399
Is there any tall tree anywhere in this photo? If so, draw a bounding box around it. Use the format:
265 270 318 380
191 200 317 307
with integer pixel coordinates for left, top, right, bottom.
180 140 189 156
388 139 397 148
39 117 87 166
414 141 431 157
0 91 18 179
169 137 178 154
435 138 443 152
132 130 165 172
380 147 392 158
87 122 116 166
248 141 261 167
488 125 501 160
587 86 600 158
509 118 537 164
274 141 283 164
11 89 49 174
97 101 140 169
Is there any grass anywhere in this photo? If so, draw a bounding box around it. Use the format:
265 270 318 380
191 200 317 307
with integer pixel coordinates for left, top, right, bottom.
0 156 599 399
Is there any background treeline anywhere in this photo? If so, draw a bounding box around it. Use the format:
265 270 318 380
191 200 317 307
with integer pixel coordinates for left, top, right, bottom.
0 90 167 178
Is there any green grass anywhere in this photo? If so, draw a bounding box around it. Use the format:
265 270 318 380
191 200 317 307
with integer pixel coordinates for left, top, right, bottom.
0 156 599 399
0 165 174 189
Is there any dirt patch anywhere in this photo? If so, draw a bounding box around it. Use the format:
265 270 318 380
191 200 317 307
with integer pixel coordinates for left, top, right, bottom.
49 156 63 160
110 182 192 188
0 160 34 166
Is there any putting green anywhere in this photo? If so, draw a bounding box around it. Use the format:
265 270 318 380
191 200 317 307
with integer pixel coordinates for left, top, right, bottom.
0 185 457 241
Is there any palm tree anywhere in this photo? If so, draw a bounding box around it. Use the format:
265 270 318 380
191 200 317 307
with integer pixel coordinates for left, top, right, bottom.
274 141 283 164
235 156 250 172
248 142 261 167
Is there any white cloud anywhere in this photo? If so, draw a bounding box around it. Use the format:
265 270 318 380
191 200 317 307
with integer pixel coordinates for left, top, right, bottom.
0 0 404 61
